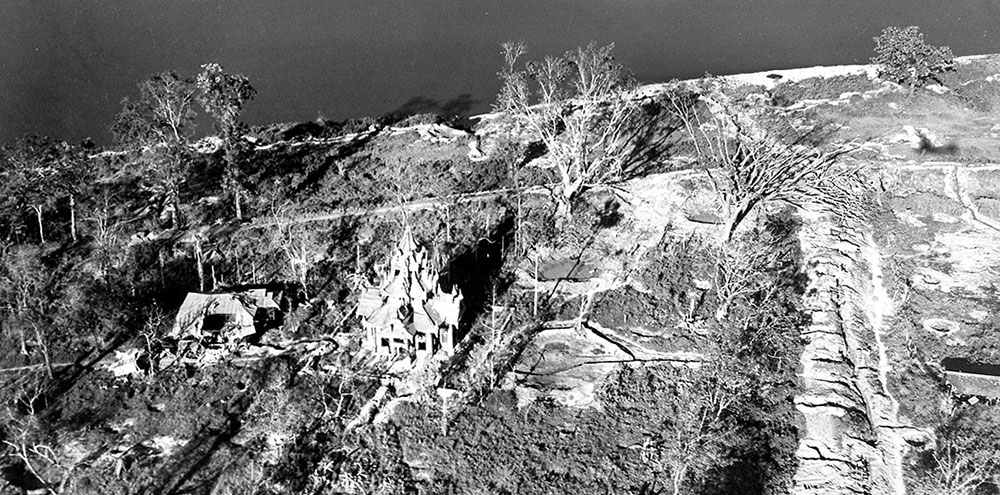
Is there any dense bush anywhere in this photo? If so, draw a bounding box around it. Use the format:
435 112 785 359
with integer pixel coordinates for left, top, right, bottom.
871 26 954 88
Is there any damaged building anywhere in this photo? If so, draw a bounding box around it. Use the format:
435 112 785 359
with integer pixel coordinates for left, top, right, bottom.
357 228 462 360
942 357 1000 400
171 288 282 344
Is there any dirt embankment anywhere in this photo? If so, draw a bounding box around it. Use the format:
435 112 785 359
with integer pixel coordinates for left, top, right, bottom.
793 210 906 495
791 162 1000 494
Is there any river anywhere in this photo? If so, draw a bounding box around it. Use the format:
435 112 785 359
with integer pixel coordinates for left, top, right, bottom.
1 0 998 144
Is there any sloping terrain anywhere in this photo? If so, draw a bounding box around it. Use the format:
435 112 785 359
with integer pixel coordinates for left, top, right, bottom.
2 54 1000 495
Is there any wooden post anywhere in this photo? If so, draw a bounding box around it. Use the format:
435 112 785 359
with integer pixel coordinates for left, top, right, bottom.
516 194 522 256
158 250 165 289
69 195 77 242
533 255 539 317
194 239 205 292
31 205 44 244
355 241 361 289
234 190 242 221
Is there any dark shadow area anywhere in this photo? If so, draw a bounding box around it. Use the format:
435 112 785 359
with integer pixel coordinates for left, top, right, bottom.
280 120 328 141
597 199 623 228
917 139 959 156
135 359 285 495
0 463 46 492
42 333 130 412
440 214 516 343
435 214 525 393
941 357 1000 375
386 93 479 129
308 217 361 311
253 128 380 205
294 129 379 193
136 422 238 495
616 98 686 180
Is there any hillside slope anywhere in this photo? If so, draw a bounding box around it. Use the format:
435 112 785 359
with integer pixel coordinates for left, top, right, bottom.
2 54 1000 495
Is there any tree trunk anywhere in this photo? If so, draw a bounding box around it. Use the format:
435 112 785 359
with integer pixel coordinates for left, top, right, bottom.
34 325 53 379
31 205 44 244
169 185 183 229
298 264 309 300
554 194 572 230
715 297 731 323
533 255 539 317
234 191 242 221
69 195 77 242
671 465 687 495
194 239 205 292
18 324 28 357
723 199 756 242
158 250 166 289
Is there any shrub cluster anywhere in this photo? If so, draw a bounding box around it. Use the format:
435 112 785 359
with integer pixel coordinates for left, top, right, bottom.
871 25 954 88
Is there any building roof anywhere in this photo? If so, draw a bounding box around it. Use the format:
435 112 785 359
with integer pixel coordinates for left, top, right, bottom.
357 290 383 318
171 289 278 340
943 358 1000 398
539 259 599 282
944 371 1000 399
358 226 462 338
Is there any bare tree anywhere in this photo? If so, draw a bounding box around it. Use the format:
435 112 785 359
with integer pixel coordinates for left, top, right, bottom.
665 86 867 241
495 42 641 221
0 137 85 244
2 382 80 494
0 246 57 374
709 136 860 241
268 204 323 299
711 238 783 322
636 365 744 495
910 406 1000 495
492 41 529 114
113 71 198 147
84 193 128 272
113 71 199 228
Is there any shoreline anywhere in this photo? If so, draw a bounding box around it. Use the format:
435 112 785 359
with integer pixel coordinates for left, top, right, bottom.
476 53 998 120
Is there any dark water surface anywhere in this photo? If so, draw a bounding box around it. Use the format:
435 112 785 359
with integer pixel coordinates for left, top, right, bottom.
2 0 998 144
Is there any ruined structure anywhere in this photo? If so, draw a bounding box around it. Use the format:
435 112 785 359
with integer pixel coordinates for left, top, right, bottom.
357 228 462 360
171 288 281 343
942 358 1000 399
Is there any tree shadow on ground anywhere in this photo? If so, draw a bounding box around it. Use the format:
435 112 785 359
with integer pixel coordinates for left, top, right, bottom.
386 94 480 128
286 128 381 199
615 98 688 181
135 422 239 495
310 217 362 305
434 214 517 380
135 359 290 495
440 214 516 340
